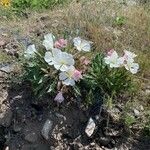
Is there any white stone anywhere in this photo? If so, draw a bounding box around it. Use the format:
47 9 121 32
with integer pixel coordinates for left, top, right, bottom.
85 118 96 137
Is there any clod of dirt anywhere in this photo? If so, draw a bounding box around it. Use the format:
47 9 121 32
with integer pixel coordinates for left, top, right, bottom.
139 105 144 111
13 123 22 132
24 132 38 143
0 63 15 74
0 40 6 47
99 137 110 146
41 119 53 140
4 49 19 58
0 109 13 127
104 128 121 137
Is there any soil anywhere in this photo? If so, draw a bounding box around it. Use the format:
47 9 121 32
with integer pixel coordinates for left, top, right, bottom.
0 77 150 150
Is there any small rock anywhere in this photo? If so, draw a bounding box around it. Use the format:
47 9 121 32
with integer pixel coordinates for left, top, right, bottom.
104 128 120 137
90 142 96 146
133 109 140 117
139 105 144 111
0 63 15 73
13 123 22 132
0 40 6 47
41 119 53 140
55 112 66 121
0 109 13 127
85 118 96 137
145 89 150 95
4 49 18 57
25 132 38 143
5 146 9 150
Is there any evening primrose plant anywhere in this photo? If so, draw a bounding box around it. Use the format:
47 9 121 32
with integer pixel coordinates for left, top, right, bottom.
81 49 139 104
23 33 91 101
22 33 139 104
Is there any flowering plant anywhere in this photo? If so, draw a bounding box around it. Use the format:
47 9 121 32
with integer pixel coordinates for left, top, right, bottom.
23 33 91 102
22 33 139 105
80 50 139 105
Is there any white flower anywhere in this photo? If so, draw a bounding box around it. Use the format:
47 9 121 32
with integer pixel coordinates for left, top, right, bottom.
52 49 75 71
104 51 124 68
123 50 139 74
44 48 75 71
124 60 139 74
123 50 137 62
43 33 55 50
73 37 91 52
59 66 76 86
24 44 37 59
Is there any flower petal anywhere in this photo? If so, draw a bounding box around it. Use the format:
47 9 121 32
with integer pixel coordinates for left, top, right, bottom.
81 40 91 52
24 44 37 58
59 72 67 80
73 37 81 46
43 33 55 50
44 52 53 64
54 92 64 103
63 78 75 86
130 63 139 74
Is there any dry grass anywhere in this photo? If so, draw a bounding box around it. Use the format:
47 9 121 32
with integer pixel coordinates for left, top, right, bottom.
0 0 150 88
0 0 150 79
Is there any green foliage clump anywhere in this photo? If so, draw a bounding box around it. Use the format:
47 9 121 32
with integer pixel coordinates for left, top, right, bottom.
22 51 57 98
86 53 132 96
12 0 68 10
80 53 132 105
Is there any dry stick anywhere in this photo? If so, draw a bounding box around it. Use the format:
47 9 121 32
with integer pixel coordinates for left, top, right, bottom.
0 69 9 74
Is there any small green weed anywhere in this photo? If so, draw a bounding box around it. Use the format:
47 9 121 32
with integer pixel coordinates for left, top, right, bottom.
124 114 136 127
113 16 126 26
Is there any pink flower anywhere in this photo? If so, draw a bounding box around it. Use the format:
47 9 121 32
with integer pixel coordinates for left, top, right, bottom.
83 59 90 65
73 69 82 81
80 56 90 65
54 92 64 103
107 49 114 56
54 39 67 49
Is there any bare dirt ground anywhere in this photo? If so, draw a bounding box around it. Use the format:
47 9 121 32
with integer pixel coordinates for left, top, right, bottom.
0 72 149 149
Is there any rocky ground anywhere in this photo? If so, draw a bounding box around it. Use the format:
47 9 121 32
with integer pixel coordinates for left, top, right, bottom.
0 66 150 150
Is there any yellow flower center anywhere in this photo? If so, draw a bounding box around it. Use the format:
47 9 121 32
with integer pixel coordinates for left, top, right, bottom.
60 60 66 65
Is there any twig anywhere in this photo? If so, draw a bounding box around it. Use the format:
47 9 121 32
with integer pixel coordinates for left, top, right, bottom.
0 69 9 74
